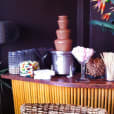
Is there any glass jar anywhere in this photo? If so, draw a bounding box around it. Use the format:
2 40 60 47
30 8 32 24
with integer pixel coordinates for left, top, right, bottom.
8 51 19 74
17 50 24 64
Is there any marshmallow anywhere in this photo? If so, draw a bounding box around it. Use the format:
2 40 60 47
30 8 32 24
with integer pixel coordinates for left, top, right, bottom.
72 46 94 63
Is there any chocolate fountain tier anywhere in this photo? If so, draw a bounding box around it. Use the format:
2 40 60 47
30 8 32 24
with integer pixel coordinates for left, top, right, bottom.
56 29 70 39
57 16 68 29
58 15 68 20
54 39 72 51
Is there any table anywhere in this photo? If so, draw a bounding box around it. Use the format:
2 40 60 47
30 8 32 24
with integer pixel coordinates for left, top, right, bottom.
1 74 114 114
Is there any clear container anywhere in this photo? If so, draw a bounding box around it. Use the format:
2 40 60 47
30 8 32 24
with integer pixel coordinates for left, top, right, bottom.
23 49 29 61
28 48 36 61
8 51 19 74
17 50 24 63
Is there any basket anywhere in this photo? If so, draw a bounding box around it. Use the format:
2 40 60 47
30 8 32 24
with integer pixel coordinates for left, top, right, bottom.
20 103 107 114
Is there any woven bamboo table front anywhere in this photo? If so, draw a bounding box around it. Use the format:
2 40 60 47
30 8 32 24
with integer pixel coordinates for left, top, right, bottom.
1 74 114 114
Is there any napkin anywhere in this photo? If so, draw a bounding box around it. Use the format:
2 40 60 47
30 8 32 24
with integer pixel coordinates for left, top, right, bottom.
34 69 55 80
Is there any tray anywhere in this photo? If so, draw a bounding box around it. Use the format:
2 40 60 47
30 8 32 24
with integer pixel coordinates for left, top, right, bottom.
20 103 107 114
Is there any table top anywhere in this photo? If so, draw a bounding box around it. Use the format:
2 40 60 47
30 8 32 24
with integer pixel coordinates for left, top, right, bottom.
1 74 114 88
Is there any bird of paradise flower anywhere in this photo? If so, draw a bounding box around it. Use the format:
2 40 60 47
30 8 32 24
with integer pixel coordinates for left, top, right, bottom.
92 0 114 21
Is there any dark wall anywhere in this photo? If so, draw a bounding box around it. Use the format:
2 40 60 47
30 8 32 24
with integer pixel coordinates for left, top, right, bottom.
0 0 77 68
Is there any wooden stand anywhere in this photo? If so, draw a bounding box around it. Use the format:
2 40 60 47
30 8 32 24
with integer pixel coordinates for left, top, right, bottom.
1 74 114 114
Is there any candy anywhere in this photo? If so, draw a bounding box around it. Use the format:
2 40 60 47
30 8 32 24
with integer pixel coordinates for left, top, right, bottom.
72 46 94 63
20 61 40 77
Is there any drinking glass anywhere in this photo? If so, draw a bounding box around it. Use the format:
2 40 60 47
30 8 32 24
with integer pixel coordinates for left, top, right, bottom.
72 46 94 81
79 60 89 81
75 54 93 81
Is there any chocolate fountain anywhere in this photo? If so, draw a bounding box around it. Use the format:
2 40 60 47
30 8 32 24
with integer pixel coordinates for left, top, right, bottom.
54 15 72 51
51 16 73 76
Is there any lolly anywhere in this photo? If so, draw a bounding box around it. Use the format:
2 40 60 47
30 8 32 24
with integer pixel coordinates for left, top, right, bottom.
20 61 40 77
72 46 94 63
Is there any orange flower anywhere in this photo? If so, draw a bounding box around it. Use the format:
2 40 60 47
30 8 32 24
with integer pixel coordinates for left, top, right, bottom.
102 13 111 21
100 3 105 14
